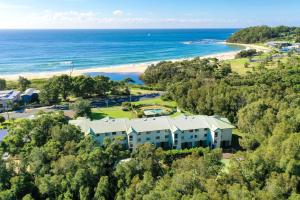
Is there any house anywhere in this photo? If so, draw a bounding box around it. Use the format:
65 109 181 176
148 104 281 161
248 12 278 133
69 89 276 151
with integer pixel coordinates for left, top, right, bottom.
265 41 291 48
283 43 300 52
69 115 235 150
21 88 40 104
0 90 21 112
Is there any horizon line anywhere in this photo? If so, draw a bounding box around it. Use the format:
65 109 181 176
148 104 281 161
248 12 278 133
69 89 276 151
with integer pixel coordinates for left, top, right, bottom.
0 27 244 31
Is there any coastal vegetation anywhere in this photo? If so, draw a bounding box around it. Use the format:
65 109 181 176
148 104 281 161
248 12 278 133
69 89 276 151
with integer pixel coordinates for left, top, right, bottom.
39 75 130 105
227 25 300 43
1 110 300 199
235 49 260 58
0 27 300 199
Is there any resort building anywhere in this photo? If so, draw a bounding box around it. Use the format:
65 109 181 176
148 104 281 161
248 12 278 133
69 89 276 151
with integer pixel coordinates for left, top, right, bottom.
70 115 235 149
0 90 21 112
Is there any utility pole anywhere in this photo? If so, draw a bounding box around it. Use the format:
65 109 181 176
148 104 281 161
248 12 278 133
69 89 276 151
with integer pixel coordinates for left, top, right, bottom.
5 100 10 120
69 61 74 77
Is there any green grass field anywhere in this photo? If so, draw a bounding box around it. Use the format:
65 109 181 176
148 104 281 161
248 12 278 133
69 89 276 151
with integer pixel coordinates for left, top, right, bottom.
91 106 136 119
225 52 300 75
130 88 161 95
132 97 177 107
91 97 180 119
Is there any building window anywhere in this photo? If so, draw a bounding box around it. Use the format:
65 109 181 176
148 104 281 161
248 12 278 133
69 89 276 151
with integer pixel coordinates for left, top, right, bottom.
156 136 160 140
189 130 193 133
129 144 133 148
122 131 126 135
112 132 116 135
214 132 218 138
165 135 169 139
195 135 198 138
204 128 209 131
175 134 178 139
190 135 193 139
138 138 141 142
181 136 184 139
174 140 178 145
146 131 151 134
204 133 207 137
138 132 141 135
129 135 133 141
105 133 110 136
157 130 160 133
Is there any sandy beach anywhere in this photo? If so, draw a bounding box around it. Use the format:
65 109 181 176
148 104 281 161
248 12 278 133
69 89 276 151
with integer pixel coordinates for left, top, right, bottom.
1 43 271 81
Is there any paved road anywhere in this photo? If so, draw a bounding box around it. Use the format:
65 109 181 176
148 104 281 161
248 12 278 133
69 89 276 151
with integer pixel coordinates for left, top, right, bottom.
1 93 162 120
91 93 161 108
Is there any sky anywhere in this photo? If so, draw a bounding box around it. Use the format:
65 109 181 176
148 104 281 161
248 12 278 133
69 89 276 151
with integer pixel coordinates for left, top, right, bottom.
0 0 299 29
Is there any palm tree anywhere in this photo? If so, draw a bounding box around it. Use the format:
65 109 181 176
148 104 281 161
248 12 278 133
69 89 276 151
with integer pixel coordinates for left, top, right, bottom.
120 78 135 103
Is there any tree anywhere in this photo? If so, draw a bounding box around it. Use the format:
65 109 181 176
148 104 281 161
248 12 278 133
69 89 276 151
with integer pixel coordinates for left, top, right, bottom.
244 62 250 68
72 75 96 98
18 76 31 91
71 99 92 118
0 79 6 90
235 49 257 58
39 82 60 105
122 77 135 85
94 176 109 200
53 75 73 101
0 115 5 123
94 76 111 97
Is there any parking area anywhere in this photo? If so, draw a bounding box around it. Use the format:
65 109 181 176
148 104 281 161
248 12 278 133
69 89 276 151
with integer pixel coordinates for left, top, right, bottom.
0 106 75 120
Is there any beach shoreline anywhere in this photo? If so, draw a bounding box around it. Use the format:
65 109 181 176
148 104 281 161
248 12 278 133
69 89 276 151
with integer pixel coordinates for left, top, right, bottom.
1 43 270 81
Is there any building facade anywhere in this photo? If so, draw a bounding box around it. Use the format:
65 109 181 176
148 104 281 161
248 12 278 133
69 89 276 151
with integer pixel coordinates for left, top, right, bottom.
70 115 235 150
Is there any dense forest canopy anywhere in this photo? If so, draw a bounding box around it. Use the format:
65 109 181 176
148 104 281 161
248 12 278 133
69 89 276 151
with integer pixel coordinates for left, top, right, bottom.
141 56 300 147
1 111 300 199
227 26 300 43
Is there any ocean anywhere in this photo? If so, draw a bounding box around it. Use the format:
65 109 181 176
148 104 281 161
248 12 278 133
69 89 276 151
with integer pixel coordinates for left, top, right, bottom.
0 29 241 79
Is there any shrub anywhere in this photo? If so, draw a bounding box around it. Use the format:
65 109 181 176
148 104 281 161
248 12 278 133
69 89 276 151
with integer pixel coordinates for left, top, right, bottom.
0 115 5 123
71 99 91 118
235 49 258 58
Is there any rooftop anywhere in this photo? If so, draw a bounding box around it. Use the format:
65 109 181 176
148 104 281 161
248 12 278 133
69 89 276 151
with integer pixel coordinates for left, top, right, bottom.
0 90 21 100
70 115 235 135
22 88 40 96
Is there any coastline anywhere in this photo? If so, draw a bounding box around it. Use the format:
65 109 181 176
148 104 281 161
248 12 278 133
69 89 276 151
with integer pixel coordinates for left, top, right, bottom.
1 43 270 81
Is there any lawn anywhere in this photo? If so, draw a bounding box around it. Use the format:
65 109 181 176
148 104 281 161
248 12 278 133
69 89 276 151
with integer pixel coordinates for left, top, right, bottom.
91 97 180 119
130 87 161 95
91 106 136 120
132 97 177 107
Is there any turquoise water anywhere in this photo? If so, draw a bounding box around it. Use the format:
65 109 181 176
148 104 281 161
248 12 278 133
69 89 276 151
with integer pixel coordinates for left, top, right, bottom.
0 29 241 75
144 109 164 114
